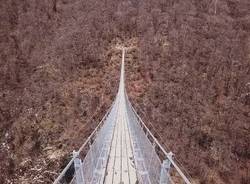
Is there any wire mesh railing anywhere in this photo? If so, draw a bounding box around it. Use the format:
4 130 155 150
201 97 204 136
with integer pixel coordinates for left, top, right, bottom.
53 97 119 184
125 92 192 184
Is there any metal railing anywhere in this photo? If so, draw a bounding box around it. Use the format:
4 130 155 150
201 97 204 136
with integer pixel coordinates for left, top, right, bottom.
53 97 119 184
125 92 192 184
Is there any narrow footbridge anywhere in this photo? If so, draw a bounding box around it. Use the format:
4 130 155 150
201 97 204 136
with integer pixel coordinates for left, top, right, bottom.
53 49 192 184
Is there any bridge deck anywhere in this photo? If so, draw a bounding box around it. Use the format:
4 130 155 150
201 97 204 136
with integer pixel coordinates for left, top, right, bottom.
104 93 137 184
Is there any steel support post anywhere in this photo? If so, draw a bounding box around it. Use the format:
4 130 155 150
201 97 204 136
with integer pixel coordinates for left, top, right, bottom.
160 152 173 184
148 141 156 167
73 150 85 184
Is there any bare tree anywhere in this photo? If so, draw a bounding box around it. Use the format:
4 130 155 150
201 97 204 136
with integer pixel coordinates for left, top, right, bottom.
53 0 57 12
214 0 218 14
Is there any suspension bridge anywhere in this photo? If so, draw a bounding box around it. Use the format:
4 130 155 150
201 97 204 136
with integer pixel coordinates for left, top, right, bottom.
53 48 192 184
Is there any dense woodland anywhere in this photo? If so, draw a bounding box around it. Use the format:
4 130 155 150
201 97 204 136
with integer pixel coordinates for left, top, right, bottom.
0 0 250 183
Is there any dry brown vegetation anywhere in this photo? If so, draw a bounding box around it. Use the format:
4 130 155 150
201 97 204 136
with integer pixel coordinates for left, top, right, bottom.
0 0 250 183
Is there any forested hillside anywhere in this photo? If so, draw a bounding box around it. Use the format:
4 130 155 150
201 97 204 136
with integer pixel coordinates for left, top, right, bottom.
0 0 249 183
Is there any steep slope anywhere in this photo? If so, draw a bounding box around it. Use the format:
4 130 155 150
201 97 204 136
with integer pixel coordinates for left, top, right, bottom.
0 0 249 183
